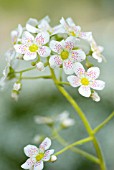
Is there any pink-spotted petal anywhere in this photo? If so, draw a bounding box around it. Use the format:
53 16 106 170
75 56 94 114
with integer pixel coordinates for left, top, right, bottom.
49 55 62 68
23 52 37 61
50 40 63 54
21 158 36 169
24 145 38 157
78 85 91 97
39 137 51 151
14 44 27 54
63 36 76 51
87 67 100 80
63 60 74 75
67 75 81 87
73 62 85 76
90 80 105 90
35 32 50 46
22 31 34 45
38 46 51 57
70 49 86 62
34 161 43 170
43 149 54 161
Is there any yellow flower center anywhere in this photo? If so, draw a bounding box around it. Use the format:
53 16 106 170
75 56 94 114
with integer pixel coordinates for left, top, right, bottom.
70 31 76 36
81 78 89 85
36 153 44 161
29 44 38 52
61 51 69 60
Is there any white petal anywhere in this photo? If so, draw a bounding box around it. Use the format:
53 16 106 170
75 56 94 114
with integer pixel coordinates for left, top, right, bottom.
18 24 23 37
35 32 50 46
34 161 43 170
66 17 76 27
92 52 102 63
73 62 85 76
23 52 37 61
53 24 66 35
67 75 81 87
11 30 18 43
91 91 100 102
49 55 62 68
80 32 92 41
40 137 51 150
78 85 91 97
21 158 36 169
43 149 54 161
63 60 74 75
38 46 51 57
14 44 27 54
22 31 34 45
64 36 76 51
87 67 100 80
24 145 38 157
60 17 68 30
90 80 105 90
50 40 63 54
70 49 86 62
26 18 38 33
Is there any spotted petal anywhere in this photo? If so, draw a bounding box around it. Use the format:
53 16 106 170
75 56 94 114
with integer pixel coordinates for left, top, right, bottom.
34 161 43 170
23 52 37 61
70 49 86 62
22 31 34 45
39 137 51 151
43 149 54 161
24 145 38 157
73 62 85 76
50 40 63 54
21 158 36 169
14 44 27 54
90 80 105 90
78 85 91 97
63 36 76 51
67 75 81 87
87 67 100 80
49 55 62 68
38 46 51 57
63 59 74 75
35 32 50 46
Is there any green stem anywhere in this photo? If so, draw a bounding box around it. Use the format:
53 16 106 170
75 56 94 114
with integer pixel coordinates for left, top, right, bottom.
49 66 106 170
55 137 93 156
15 67 36 74
94 111 114 134
16 75 52 80
54 129 100 164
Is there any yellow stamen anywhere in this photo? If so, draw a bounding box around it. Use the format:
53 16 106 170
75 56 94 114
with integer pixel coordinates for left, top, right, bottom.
61 51 69 60
29 44 38 52
70 31 76 36
81 78 89 85
36 153 44 161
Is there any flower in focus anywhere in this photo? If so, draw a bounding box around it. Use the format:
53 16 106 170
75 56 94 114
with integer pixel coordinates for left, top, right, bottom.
21 137 54 170
60 17 92 42
90 38 104 63
49 36 86 74
14 31 51 61
67 62 105 97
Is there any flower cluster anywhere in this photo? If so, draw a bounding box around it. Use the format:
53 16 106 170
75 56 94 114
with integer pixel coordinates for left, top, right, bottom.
0 16 105 101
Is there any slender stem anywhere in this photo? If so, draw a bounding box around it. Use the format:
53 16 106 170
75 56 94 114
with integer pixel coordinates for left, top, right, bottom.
58 81 70 86
55 137 93 156
49 66 106 170
16 75 52 80
54 129 100 164
15 67 36 74
94 111 114 134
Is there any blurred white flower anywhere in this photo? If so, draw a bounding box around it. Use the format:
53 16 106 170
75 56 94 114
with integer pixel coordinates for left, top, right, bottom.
91 91 100 102
36 62 45 71
67 62 105 97
49 36 86 74
33 135 44 144
21 137 54 170
13 82 21 91
11 24 23 44
34 115 54 126
50 155 57 162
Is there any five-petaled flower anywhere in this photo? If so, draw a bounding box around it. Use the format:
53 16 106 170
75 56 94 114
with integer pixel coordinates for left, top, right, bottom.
67 62 105 97
14 31 51 61
49 36 86 74
21 137 54 170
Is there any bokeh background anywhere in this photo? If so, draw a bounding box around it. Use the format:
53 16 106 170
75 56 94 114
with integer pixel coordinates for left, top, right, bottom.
0 0 114 170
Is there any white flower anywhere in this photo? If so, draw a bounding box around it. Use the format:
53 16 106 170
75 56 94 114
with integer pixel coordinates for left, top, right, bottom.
11 91 19 101
33 135 44 144
50 155 57 162
34 115 54 126
13 82 21 91
49 36 86 74
91 91 100 102
21 137 54 170
90 38 104 63
60 17 92 41
14 31 51 61
11 24 23 44
67 62 105 98
36 62 45 71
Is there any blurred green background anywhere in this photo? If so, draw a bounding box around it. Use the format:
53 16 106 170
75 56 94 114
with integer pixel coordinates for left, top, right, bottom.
0 0 114 170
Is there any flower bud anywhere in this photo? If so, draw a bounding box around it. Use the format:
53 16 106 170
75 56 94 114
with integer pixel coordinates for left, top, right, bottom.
91 91 100 102
61 118 75 128
50 155 57 162
36 62 45 71
13 82 21 91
